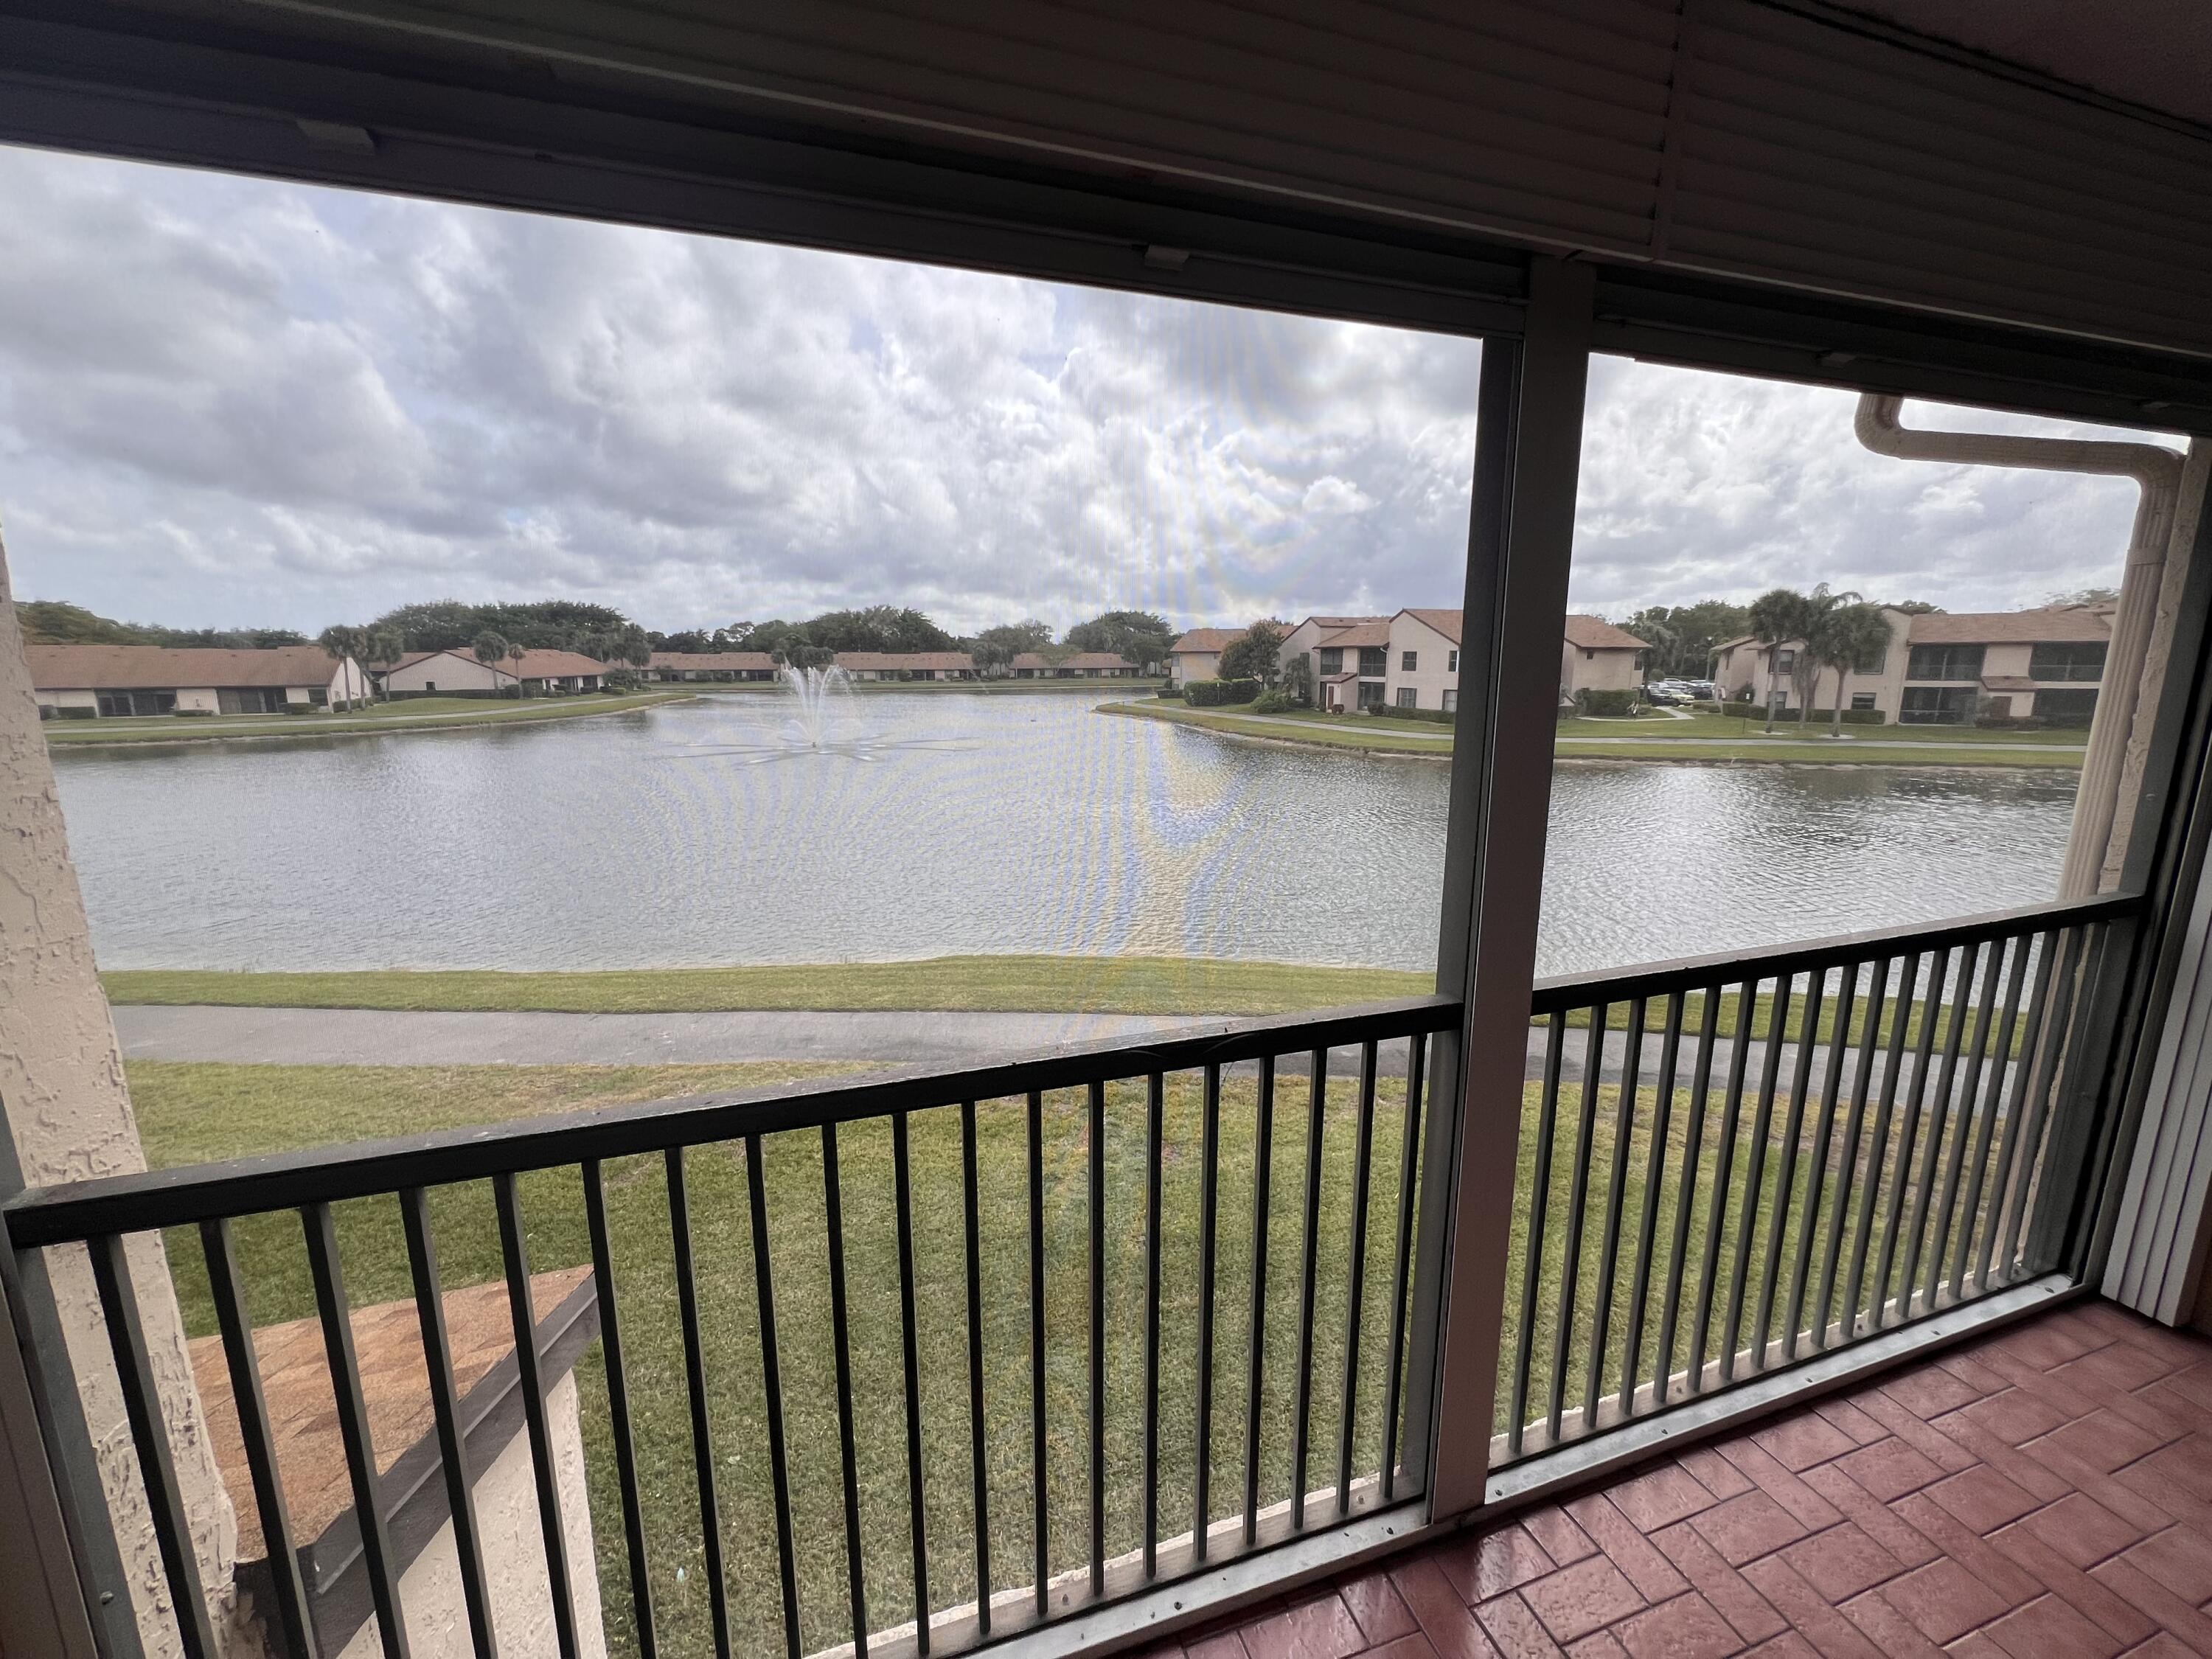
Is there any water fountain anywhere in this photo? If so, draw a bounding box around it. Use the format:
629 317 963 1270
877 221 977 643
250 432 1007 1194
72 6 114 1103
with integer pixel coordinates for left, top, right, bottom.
779 662 859 751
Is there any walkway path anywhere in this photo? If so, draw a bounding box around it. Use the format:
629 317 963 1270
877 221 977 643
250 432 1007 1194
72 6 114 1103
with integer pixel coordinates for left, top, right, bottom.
113 1007 2006 1105
1146 708 2085 756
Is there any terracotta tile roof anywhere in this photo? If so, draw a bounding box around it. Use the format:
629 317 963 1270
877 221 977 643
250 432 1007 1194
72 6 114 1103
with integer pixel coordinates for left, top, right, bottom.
1315 622 1391 647
833 650 975 671
1563 615 1650 650
1170 629 1240 653
1908 607 2110 644
387 647 607 678
1395 608 1464 644
24 644 345 690
647 650 776 671
188 1268 591 1561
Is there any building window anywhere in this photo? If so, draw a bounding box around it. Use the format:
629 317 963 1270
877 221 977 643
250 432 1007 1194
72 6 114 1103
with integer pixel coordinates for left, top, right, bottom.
2035 687 2099 727
1774 649 1797 674
1396 687 1418 709
1357 681 1384 710
2029 641 2107 682
1899 686 1978 725
1850 692 1877 710
1906 644 1985 681
1441 689 1458 713
1318 647 1342 675
1401 650 1418 672
1853 641 1887 675
425 680 437 691
1358 647 1387 677
1447 650 1458 672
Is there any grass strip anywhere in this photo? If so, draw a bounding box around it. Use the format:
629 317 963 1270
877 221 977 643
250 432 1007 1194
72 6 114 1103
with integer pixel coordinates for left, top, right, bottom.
44 692 689 745
101 956 1433 1015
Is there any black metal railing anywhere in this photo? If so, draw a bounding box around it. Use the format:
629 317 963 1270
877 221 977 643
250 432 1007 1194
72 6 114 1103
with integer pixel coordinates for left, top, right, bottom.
4 998 1455 1659
1495 893 2138 1464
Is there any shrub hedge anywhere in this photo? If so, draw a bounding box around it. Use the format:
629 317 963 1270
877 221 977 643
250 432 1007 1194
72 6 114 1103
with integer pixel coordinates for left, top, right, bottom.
1576 689 1641 717
1155 684 1183 699
1371 704 1454 724
1186 677 1262 706
1716 701 1887 726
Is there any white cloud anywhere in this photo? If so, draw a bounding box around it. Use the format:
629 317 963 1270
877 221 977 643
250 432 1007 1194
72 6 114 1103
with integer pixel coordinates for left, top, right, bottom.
0 145 2177 637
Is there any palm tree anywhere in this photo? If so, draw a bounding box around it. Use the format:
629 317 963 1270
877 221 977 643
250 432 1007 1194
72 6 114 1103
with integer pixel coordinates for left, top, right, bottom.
360 625 403 702
1812 602 1893 739
316 625 364 707
472 630 511 697
507 638 532 696
1747 584 1858 733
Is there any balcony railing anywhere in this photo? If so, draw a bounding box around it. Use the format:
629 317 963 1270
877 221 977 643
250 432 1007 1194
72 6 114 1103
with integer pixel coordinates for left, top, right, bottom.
1 896 2143 1659
1496 893 2138 1468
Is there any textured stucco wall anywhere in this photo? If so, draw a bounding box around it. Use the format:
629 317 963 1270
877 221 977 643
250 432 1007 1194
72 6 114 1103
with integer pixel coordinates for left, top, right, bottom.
336 1373 605 1659
0 540 243 1658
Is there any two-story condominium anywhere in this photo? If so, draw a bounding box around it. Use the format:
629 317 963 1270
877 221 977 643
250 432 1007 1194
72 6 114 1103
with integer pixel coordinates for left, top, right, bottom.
27 644 372 717
378 647 608 695
1009 653 1139 678
1710 605 2112 725
832 651 975 681
1167 628 1240 686
1385 609 1464 712
644 650 776 681
1277 615 1392 711
1560 616 1651 702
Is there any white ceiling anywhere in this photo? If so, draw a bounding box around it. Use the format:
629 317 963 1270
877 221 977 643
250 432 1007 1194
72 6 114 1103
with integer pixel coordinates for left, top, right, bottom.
1843 0 2212 129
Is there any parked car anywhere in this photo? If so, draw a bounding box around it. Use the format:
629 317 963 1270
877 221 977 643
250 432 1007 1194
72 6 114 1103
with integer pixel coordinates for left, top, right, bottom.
1678 679 1719 700
1642 682 1690 705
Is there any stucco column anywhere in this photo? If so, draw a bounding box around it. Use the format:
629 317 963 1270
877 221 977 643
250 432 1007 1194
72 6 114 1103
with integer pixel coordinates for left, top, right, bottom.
0 535 243 1656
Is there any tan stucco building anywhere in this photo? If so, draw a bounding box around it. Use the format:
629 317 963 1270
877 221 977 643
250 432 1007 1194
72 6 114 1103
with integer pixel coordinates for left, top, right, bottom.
1385 609 1464 712
644 650 776 681
1710 605 2111 725
27 644 372 717
1559 616 1650 702
1166 627 1239 686
1276 615 1391 711
379 648 608 695
832 650 975 680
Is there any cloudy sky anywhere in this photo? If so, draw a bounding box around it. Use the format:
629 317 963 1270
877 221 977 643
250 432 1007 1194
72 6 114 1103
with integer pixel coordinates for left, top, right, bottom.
0 143 2180 636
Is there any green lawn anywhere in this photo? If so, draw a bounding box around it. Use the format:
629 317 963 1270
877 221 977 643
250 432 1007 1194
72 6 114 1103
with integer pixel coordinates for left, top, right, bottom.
1109 700 2084 767
128 1051 2028 1655
101 955 1431 1015
44 692 690 745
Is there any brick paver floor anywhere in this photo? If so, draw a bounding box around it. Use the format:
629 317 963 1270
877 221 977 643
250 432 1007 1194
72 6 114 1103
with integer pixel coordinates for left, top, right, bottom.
1150 1299 2212 1658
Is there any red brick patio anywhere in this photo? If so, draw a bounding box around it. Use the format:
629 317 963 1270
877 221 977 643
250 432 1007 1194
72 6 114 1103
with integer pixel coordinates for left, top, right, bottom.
1153 1299 2212 1658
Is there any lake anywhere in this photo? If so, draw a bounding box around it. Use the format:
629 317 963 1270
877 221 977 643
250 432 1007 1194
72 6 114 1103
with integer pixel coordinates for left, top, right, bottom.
49 692 2081 977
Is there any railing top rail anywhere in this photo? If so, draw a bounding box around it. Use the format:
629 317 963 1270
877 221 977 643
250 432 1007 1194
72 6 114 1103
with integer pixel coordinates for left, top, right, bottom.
2 995 1460 1249
1528 892 2141 1014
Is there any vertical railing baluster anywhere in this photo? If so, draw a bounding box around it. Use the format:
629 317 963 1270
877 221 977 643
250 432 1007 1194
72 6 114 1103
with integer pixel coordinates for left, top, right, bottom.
1585 998 1644 1427
1790 965 1859 1360
665 1147 731 1658
1381 1034 1425 1500
1986 933 2065 1288
1722 975 1792 1382
397 1194 497 1659
1242 1055 1276 1545
1848 954 1921 1336
1756 971 1824 1368
1027 1090 1048 1616
822 1124 871 1654
1873 949 1950 1328
1655 987 1721 1406
960 1105 992 1636
1141 1072 1165 1576
1688 982 1757 1394
745 1135 801 1659
90 1234 223 1659
493 1175 580 1659
1335 1040 1379 1514
302 1204 411 1659
1290 1049 1326 1527
1815 960 1887 1351
1507 1017 1565 1456
202 1219 320 1659
893 1115 931 1647
1619 992 1684 1421
1924 940 2003 1307
1951 937 2031 1299
1899 945 1981 1318
1192 1064 1221 1557
1997 928 2085 1281
1087 1080 1106 1597
1547 1006 1607 1441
